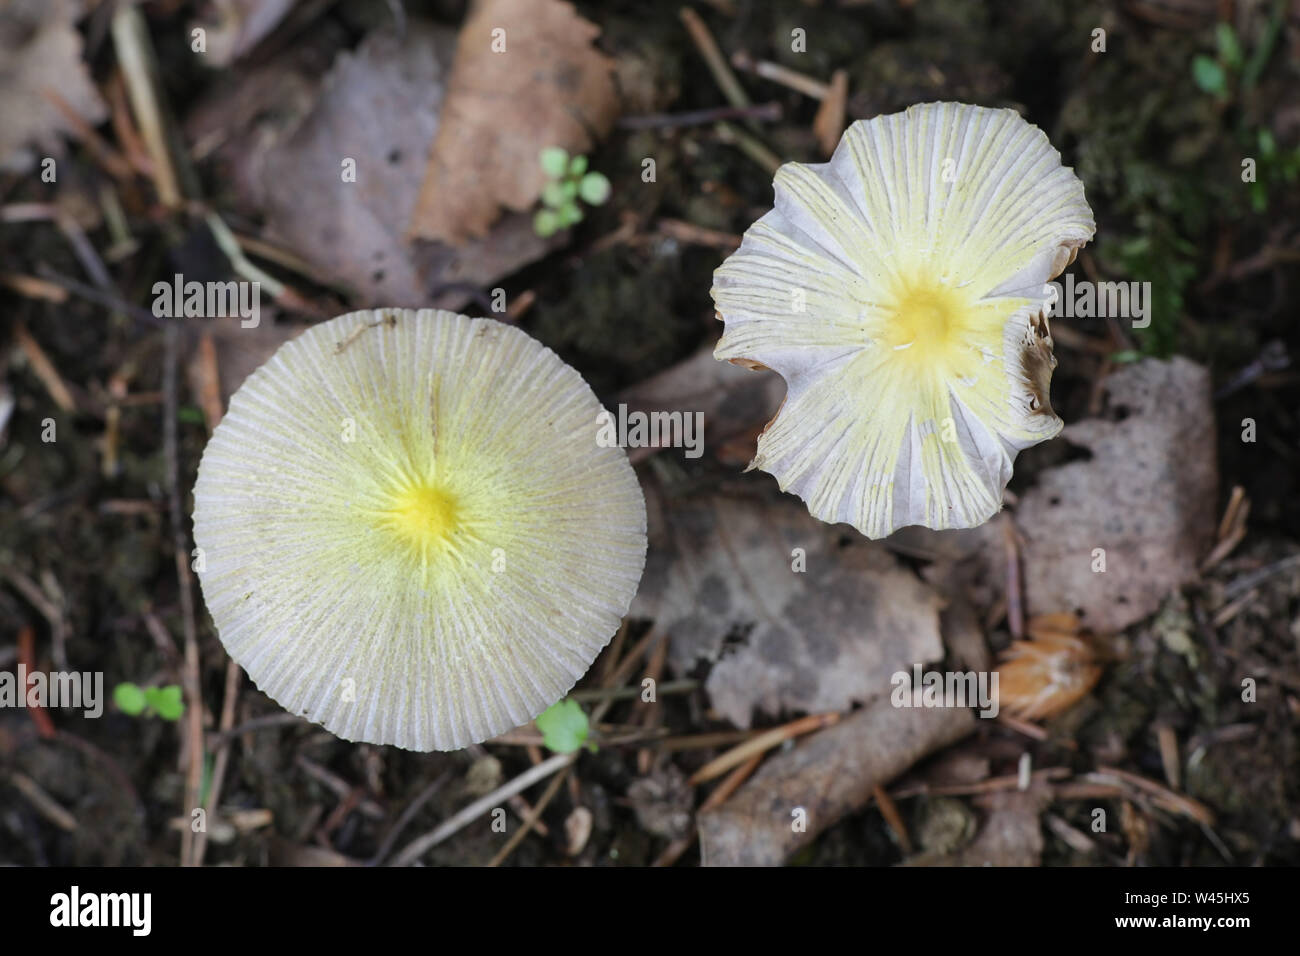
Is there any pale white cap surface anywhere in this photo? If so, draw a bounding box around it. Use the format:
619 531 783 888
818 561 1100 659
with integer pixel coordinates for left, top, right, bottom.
713 102 1096 538
193 309 647 751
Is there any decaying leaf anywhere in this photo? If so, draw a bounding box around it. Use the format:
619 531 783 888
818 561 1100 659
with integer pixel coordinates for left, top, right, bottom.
1017 357 1218 633
995 613 1102 721
631 487 945 729
186 22 555 309
0 0 107 173
408 0 619 244
698 694 975 866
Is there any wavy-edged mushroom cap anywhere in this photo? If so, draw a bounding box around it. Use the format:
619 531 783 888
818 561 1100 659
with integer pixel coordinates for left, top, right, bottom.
193 309 647 751
713 101 1096 539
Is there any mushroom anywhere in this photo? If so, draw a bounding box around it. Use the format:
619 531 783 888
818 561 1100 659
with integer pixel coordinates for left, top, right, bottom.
192 308 647 751
712 101 1096 538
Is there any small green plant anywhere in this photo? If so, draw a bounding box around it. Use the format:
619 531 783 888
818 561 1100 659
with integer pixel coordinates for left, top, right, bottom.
534 147 611 238
114 682 185 721
534 698 594 754
1191 22 1241 97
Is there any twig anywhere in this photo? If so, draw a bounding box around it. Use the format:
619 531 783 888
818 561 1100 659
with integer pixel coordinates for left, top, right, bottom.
679 7 753 116
687 712 840 786
12 323 77 413
713 121 782 175
163 324 204 866
654 218 742 251
1222 553 1300 599
569 678 697 704
294 756 384 819
872 784 913 854
8 772 79 832
193 658 241 865
618 102 781 130
367 771 455 866
111 3 182 206
35 266 166 327
388 753 575 866
486 763 571 867
4 574 68 672
16 627 55 739
1090 766 1214 825
731 50 830 99
207 711 308 743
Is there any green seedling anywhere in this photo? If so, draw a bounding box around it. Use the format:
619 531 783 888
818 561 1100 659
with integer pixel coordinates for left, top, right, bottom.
114 682 185 721
534 147 612 238
535 697 595 754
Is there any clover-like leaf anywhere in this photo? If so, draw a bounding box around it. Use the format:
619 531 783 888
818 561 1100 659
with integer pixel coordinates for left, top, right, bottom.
535 698 591 754
578 171 611 205
539 146 569 179
114 682 147 716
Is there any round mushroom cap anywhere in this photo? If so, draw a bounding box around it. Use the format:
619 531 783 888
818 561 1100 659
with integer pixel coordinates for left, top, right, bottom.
192 309 647 751
713 101 1096 539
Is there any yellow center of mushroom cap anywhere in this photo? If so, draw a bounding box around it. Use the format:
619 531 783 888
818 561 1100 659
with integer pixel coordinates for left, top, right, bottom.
883 277 970 365
381 480 461 557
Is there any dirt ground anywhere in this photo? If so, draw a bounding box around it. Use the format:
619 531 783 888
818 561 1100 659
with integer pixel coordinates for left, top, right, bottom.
1 0 1298 867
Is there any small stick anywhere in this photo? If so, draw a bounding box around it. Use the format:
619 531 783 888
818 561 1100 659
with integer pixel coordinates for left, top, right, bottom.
1089 766 1214 825
713 121 782 175
111 3 182 205
367 771 454 866
12 324 77 412
687 712 840 786
654 218 742 251
872 784 912 854
618 102 782 130
41 89 135 181
294 756 384 819
193 658 242 866
732 50 830 100
486 763 571 867
389 753 575 866
163 324 204 866
9 772 78 832
637 636 671 775
1 273 68 303
6 573 69 673
16 627 56 739
569 678 697 704
679 7 752 115
1154 724 1181 790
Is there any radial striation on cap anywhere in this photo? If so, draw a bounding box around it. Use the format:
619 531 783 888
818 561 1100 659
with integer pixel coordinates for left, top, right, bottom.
713 101 1096 539
193 309 647 751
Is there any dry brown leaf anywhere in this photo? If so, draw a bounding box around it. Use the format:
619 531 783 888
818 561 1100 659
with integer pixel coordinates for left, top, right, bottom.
1017 357 1217 633
697 695 975 866
186 22 556 309
408 0 619 244
0 0 107 173
631 487 945 728
995 618 1102 721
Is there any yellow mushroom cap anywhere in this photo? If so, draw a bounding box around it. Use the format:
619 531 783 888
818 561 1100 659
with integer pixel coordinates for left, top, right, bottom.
713 102 1096 538
192 309 647 751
